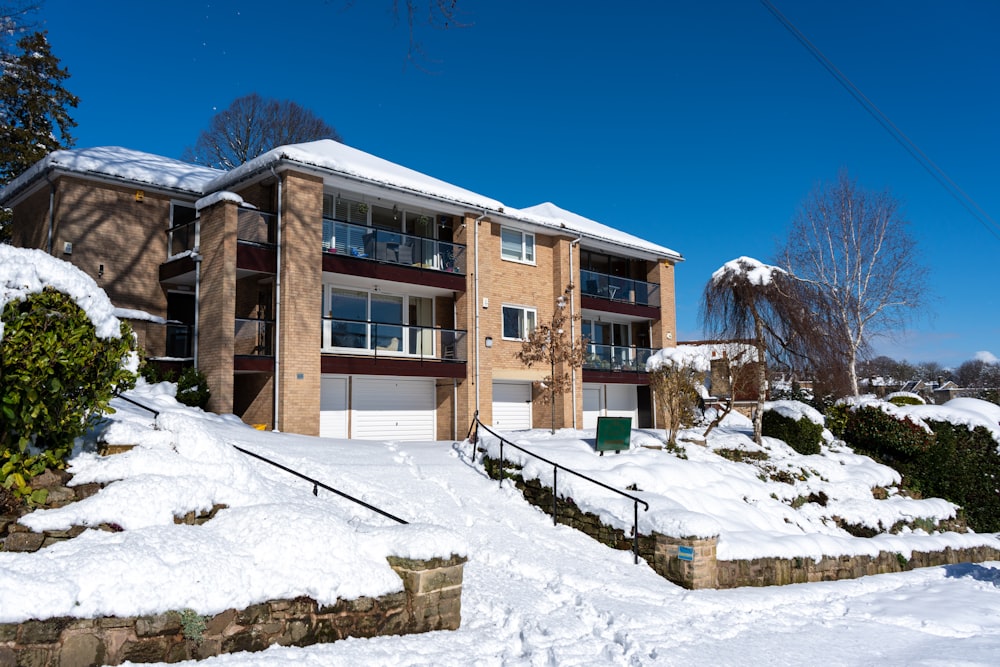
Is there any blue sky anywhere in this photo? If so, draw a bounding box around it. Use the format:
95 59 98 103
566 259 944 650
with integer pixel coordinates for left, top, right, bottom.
41 0 999 368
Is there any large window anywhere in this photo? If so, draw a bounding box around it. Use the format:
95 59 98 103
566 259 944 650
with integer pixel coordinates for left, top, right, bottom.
502 305 537 340
501 227 535 263
323 285 433 354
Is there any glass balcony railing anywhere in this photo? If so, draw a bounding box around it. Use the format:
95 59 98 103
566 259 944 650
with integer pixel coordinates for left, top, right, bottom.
322 218 466 274
235 318 275 356
581 269 659 307
321 317 467 362
237 209 276 247
583 344 657 372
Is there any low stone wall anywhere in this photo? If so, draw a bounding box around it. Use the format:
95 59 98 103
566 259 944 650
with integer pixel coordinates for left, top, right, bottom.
0 555 467 665
483 454 1000 590
715 545 1000 588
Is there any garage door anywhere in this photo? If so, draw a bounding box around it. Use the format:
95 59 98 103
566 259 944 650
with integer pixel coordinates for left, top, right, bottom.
606 384 638 423
319 376 348 439
583 385 602 429
353 377 435 441
492 381 532 430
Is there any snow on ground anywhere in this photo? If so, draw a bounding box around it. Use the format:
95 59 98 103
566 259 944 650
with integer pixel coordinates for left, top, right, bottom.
3 387 1000 665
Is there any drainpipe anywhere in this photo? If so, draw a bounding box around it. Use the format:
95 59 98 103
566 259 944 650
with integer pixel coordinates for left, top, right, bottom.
193 250 202 368
45 174 55 254
271 168 283 431
569 235 583 429
473 212 487 418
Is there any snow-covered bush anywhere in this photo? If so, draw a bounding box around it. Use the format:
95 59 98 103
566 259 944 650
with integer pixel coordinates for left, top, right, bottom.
761 402 823 455
918 420 1000 532
842 404 934 466
2 246 136 503
176 366 211 409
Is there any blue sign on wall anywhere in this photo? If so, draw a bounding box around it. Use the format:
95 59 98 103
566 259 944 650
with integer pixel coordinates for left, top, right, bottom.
678 545 695 562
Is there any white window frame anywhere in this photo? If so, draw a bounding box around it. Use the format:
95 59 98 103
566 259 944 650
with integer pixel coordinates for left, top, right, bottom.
501 305 537 341
500 226 535 264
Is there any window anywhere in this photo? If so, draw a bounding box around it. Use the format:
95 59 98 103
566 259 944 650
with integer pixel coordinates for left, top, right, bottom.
502 305 537 340
501 227 535 263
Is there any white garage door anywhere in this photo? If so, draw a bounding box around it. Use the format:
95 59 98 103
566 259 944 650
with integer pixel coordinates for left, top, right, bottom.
353 377 435 441
583 386 602 429
320 376 348 439
606 384 638 423
492 381 532 430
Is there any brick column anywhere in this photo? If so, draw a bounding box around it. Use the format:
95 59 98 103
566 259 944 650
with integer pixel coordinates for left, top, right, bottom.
277 171 323 435
551 236 579 430
198 199 238 415
648 260 677 349
454 213 486 427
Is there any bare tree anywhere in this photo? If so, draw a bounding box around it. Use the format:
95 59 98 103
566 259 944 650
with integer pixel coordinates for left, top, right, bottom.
699 343 759 440
646 348 706 446
515 286 586 434
777 171 927 396
183 93 342 170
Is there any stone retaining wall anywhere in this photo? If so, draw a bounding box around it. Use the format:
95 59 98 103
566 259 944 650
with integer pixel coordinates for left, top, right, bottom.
0 555 467 665
483 454 1000 590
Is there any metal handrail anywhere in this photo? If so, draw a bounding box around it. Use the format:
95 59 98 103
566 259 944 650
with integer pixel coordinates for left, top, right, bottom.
232 445 408 525
475 416 648 564
110 393 407 525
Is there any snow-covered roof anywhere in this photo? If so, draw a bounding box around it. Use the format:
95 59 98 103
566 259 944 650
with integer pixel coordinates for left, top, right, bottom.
206 139 505 213
2 141 682 260
515 202 683 261
0 146 222 204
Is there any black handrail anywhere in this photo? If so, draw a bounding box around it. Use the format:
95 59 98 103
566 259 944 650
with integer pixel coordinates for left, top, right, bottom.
232 445 408 525
474 417 649 564
111 393 408 525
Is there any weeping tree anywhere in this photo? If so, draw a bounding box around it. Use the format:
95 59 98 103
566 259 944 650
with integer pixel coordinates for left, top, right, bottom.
701 257 791 444
515 286 586 434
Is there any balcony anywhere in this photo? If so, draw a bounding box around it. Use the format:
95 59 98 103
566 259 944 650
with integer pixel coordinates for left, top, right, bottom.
581 269 659 307
322 218 466 274
583 344 657 373
322 317 467 362
235 318 275 356
238 209 277 247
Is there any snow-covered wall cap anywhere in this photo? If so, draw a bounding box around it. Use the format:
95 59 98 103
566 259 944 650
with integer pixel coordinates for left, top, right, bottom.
196 190 244 211
0 146 223 204
712 256 787 286
206 139 505 212
515 202 683 261
0 246 121 341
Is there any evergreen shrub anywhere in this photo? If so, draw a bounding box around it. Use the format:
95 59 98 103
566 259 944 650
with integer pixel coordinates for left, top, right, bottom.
761 408 823 455
1 288 136 502
176 366 210 409
841 405 933 467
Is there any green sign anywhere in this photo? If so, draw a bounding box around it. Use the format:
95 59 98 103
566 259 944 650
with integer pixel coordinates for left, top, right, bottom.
595 416 632 454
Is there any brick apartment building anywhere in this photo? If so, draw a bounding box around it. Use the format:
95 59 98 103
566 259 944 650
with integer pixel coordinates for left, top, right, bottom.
1 141 683 440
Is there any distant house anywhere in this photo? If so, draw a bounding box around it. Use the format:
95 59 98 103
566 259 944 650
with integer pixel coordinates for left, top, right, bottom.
1 141 684 439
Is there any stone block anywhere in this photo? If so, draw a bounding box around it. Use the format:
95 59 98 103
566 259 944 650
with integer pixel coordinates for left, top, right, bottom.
4 532 45 553
19 617 72 644
205 609 236 636
58 633 106 667
121 637 170 663
135 611 181 637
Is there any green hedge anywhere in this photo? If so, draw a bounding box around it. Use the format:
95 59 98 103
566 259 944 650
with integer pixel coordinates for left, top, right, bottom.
841 405 934 466
841 404 1000 532
762 408 823 455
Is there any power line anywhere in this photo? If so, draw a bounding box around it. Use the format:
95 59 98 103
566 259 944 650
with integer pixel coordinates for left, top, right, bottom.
760 0 1000 242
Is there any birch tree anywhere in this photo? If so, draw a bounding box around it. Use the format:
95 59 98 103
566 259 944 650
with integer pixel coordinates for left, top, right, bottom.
777 171 927 396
